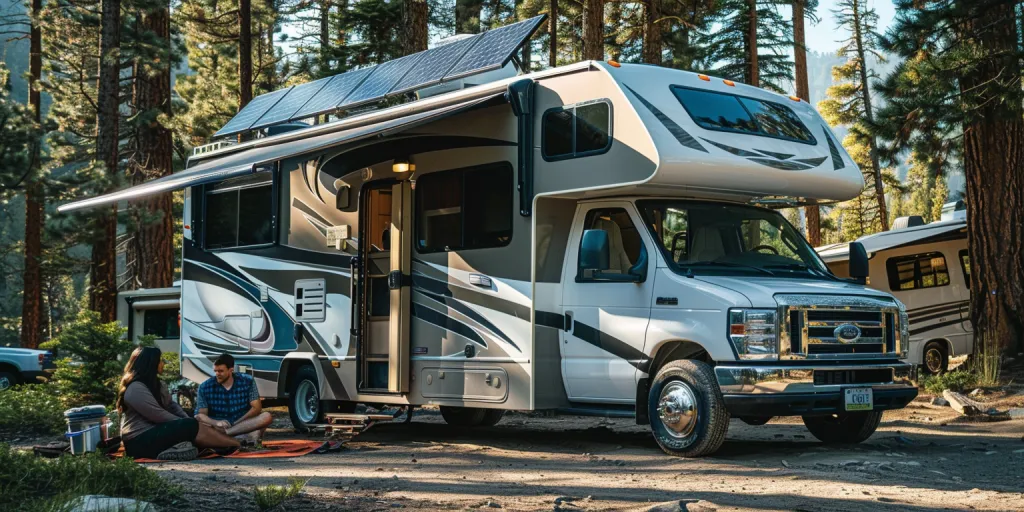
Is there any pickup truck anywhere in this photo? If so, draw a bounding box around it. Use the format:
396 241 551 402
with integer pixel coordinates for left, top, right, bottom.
0 347 56 391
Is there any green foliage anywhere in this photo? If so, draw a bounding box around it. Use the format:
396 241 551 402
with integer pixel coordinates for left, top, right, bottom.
41 311 133 407
0 444 179 512
0 64 43 195
252 478 306 511
0 384 66 436
696 0 794 92
921 370 977 394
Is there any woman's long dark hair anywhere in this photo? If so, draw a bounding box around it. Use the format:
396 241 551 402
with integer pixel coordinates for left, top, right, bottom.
116 346 164 413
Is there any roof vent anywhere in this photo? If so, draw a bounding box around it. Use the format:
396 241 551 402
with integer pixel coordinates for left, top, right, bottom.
891 215 925 230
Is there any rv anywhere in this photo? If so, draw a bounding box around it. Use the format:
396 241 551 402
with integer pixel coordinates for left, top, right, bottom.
817 205 971 375
117 284 182 355
58 17 917 457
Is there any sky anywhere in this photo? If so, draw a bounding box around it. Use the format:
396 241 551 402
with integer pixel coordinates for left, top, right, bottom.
806 0 897 54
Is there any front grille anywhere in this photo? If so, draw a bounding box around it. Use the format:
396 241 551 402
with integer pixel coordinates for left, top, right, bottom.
814 368 893 386
807 343 884 354
779 296 902 359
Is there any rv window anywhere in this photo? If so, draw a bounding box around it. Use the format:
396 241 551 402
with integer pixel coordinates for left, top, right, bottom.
578 208 643 280
959 249 970 288
416 163 513 252
143 308 180 339
542 100 612 160
671 86 815 144
886 252 950 291
203 173 275 250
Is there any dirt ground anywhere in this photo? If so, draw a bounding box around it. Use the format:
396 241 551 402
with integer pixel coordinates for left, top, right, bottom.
142 389 1024 512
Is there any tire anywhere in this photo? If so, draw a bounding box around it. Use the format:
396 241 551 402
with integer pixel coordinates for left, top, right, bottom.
921 341 949 375
288 365 323 432
439 406 487 427
647 360 730 457
802 411 883 444
479 409 505 427
0 371 18 392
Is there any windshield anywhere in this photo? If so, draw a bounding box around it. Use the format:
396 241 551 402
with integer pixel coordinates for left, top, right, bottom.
637 200 832 278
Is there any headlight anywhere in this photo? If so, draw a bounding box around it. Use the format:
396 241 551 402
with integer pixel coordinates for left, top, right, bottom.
728 308 778 360
895 299 910 358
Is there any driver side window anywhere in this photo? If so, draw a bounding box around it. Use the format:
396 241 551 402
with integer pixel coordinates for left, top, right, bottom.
578 208 642 280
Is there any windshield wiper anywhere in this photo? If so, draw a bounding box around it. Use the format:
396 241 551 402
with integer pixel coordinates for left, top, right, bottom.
765 263 830 279
682 261 776 277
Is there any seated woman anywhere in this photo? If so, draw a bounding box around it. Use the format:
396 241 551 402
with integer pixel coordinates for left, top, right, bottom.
117 346 240 460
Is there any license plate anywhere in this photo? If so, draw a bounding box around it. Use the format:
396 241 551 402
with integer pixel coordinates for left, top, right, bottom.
844 387 873 411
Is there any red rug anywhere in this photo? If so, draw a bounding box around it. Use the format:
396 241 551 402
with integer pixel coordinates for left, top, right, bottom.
117 439 330 463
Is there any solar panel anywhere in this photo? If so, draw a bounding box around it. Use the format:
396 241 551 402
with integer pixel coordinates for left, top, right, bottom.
290 67 375 121
213 87 292 138
389 35 482 95
340 52 425 108
250 77 333 130
443 15 545 81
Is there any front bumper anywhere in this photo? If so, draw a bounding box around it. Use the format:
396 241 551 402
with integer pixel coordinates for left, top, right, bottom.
715 362 918 417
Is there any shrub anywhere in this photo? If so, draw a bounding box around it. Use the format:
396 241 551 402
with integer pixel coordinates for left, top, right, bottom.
921 370 978 394
41 311 134 408
252 478 306 511
0 384 65 436
0 444 179 512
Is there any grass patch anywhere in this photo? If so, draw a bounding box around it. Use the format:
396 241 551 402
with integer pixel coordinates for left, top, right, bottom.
0 384 66 436
253 478 306 511
0 444 179 512
921 370 978 394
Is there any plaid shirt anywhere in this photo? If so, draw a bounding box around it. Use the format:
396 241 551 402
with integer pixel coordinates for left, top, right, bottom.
196 373 260 424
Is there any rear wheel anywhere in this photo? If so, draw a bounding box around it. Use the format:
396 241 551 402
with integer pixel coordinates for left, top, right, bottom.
647 360 730 457
288 365 323 432
479 409 505 427
0 371 18 392
802 411 882 444
439 406 487 426
922 341 949 375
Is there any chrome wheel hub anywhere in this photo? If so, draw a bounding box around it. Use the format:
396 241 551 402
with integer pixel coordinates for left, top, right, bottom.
295 380 319 423
657 381 698 439
0 376 10 391
925 348 942 373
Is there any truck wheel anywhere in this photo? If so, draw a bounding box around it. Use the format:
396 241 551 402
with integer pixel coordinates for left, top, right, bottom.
479 409 505 427
439 406 487 426
288 365 323 432
922 341 948 375
0 371 18 392
802 411 882 444
648 360 730 457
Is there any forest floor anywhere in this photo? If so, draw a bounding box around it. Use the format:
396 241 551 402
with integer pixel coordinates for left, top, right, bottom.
146 388 1024 512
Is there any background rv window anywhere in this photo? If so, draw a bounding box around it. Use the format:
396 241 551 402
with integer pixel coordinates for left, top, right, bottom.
886 252 950 291
143 308 180 339
959 249 970 288
204 172 275 249
671 86 815 144
416 163 513 252
542 101 612 160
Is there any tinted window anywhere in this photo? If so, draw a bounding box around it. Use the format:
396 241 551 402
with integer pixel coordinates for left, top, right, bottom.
578 208 643 280
672 86 815 144
143 308 180 339
203 173 275 249
542 100 612 159
959 249 970 288
416 163 513 252
886 252 950 291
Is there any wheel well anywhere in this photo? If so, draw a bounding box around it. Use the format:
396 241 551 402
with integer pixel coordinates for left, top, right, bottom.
923 338 953 358
0 362 20 375
635 340 711 425
277 359 316 399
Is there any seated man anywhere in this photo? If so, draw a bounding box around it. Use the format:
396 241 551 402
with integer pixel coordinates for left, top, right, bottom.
195 353 273 445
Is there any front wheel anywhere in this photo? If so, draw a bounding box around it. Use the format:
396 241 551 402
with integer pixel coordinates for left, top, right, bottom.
648 360 730 457
802 411 882 444
288 365 323 432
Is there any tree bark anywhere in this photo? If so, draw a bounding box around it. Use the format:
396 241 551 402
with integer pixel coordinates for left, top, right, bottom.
131 2 175 290
792 0 820 245
21 0 44 348
456 0 482 33
548 0 558 67
851 0 888 230
239 0 252 108
319 0 331 75
92 0 121 322
642 0 661 64
583 0 603 61
745 0 758 86
402 0 428 56
961 2 1024 359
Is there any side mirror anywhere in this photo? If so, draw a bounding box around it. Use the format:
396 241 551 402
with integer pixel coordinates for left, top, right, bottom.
336 185 351 210
579 229 611 271
849 241 869 285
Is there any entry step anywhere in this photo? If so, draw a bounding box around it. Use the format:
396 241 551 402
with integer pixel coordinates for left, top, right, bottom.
322 409 403 440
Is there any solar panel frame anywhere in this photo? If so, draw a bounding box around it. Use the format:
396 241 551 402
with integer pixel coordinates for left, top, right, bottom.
387 34 483 96
338 52 427 109
250 76 334 131
442 15 546 82
288 66 376 122
213 87 293 138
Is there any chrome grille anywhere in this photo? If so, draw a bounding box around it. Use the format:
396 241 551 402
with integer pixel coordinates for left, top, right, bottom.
777 295 902 360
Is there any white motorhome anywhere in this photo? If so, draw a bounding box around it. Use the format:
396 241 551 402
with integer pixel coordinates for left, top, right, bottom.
817 205 970 375
117 285 182 355
59 16 917 457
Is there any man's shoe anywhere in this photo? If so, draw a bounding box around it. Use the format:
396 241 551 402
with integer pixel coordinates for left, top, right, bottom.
235 431 261 446
156 442 198 461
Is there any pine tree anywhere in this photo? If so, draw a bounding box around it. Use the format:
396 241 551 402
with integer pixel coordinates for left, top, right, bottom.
22 0 45 347
402 0 429 55
698 0 794 92
583 0 603 60
791 0 822 245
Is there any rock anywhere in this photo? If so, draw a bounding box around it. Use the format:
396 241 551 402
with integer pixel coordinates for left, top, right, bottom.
1007 408 1024 420
486 501 502 508
931 397 950 406
69 495 156 512
781 460 791 468
647 500 717 512
554 497 578 505
969 388 985 397
943 390 982 416
839 460 861 467
877 462 895 471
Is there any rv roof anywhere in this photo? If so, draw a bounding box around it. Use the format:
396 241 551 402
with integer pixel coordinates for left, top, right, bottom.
817 218 967 262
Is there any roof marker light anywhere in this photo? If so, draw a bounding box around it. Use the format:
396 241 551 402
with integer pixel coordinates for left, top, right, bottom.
607 60 621 68
723 79 735 86
698 74 711 81
790 96 802 102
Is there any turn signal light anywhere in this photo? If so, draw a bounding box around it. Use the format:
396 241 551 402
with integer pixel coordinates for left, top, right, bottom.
730 324 746 336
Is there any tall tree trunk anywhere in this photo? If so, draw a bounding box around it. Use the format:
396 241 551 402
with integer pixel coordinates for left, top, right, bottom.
131 2 174 290
792 0 819 245
642 0 661 64
745 0 758 86
239 0 252 108
455 0 482 33
21 0 43 348
582 0 603 61
402 0 428 55
851 0 888 230
92 0 121 322
319 0 331 75
548 0 558 66
961 2 1024 360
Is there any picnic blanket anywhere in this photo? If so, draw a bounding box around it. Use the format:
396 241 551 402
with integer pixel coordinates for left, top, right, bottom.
117 439 340 463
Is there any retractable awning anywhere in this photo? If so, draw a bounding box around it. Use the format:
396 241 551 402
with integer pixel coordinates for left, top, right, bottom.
57 92 506 213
